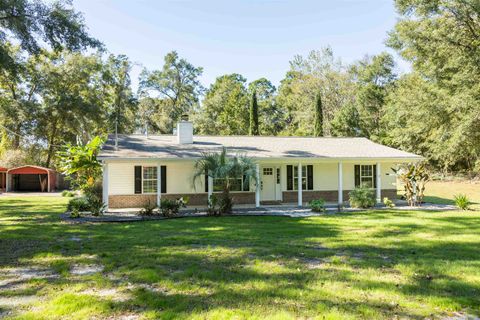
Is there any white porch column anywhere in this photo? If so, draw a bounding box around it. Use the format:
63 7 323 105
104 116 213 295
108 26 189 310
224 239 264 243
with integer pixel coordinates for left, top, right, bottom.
376 162 381 204
47 173 50 192
102 162 109 209
338 162 343 205
208 174 213 204
297 162 302 207
255 164 260 207
157 164 161 207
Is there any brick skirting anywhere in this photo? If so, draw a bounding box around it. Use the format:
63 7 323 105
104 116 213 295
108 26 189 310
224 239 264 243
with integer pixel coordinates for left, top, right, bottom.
283 189 398 203
109 192 255 208
109 190 398 208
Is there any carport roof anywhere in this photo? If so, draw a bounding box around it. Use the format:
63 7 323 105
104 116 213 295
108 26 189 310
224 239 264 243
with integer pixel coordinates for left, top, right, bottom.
7 165 55 174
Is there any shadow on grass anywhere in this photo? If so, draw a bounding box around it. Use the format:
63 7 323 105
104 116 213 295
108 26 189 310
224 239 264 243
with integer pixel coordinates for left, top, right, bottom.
1 197 480 318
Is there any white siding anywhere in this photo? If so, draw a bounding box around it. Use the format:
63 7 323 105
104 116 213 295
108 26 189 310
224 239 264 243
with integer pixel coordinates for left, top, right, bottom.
107 160 399 196
167 161 203 194
314 163 338 190
108 162 135 195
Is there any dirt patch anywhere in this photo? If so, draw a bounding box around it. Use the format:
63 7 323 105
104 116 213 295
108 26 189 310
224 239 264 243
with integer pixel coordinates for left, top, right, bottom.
0 266 58 289
80 287 130 302
70 264 104 275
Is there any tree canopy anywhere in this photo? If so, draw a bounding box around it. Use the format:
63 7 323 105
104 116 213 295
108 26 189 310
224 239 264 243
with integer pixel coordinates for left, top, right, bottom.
0 0 478 175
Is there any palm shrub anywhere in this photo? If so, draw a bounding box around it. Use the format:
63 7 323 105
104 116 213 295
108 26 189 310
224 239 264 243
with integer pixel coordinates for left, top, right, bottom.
454 194 470 210
139 200 157 216
193 147 257 214
58 136 106 214
349 187 376 208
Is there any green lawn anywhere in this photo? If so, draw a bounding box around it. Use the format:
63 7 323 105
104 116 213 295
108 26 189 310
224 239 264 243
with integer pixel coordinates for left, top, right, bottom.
0 191 479 319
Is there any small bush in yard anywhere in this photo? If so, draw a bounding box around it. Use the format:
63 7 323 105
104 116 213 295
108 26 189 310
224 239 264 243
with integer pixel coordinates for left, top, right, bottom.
139 200 157 216
86 194 106 216
160 197 189 217
67 197 90 212
309 199 326 212
383 197 395 208
349 187 376 208
207 194 220 216
454 194 470 210
61 190 75 197
68 197 89 218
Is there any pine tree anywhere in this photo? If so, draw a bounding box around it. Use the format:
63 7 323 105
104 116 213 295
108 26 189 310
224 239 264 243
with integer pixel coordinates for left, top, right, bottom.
249 90 259 135
314 92 323 137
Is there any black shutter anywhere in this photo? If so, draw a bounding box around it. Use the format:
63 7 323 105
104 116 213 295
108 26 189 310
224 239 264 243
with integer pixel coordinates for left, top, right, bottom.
161 166 167 193
287 165 293 190
307 165 313 190
373 165 377 188
134 166 142 194
354 165 360 188
205 170 208 192
242 174 249 191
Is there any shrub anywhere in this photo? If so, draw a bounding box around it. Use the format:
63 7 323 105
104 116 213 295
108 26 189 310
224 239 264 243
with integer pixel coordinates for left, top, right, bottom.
454 194 470 210
68 197 89 218
159 197 188 217
309 199 326 212
61 190 75 197
207 194 220 216
349 187 376 209
383 197 395 208
86 193 106 216
219 193 233 214
67 197 90 212
139 200 157 216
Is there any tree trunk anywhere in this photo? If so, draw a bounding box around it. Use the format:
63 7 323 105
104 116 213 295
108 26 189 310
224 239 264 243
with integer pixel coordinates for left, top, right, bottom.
45 120 58 168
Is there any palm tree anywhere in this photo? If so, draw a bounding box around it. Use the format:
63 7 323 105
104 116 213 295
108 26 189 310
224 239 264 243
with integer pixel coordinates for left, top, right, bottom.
193 147 257 214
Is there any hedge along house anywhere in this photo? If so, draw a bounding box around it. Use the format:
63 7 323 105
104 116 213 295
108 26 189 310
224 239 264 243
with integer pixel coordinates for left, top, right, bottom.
99 121 422 209
5 165 57 192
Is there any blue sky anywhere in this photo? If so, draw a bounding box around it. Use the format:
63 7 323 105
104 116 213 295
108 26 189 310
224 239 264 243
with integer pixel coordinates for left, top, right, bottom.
74 0 408 90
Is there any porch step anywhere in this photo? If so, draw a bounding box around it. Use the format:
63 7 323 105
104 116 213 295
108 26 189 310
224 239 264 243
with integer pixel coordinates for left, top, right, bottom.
260 200 282 205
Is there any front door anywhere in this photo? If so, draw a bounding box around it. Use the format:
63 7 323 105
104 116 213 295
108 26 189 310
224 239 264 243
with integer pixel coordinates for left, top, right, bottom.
261 167 275 201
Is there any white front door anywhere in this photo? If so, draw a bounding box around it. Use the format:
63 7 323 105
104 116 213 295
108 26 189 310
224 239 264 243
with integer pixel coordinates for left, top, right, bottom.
261 167 275 201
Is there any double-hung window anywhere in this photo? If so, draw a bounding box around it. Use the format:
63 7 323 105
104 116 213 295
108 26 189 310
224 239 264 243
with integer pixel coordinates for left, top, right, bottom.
287 165 313 191
212 176 249 192
354 164 377 188
142 166 157 193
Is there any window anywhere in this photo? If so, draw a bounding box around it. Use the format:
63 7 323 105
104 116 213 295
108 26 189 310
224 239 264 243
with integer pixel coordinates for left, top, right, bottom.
213 178 243 192
142 166 157 193
263 168 273 175
355 164 376 188
293 166 306 190
276 168 280 184
287 165 313 190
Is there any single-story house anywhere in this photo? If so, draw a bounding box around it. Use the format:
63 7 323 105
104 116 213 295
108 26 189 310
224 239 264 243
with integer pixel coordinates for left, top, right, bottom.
4 165 57 192
99 121 422 209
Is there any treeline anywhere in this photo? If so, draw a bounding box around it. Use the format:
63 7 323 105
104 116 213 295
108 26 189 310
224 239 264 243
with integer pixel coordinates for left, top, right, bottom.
0 0 479 175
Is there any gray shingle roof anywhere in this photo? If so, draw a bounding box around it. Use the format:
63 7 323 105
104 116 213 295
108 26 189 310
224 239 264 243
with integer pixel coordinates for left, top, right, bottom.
99 134 422 160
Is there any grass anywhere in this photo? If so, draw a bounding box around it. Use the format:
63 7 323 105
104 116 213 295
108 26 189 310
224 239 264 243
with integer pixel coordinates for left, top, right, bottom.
0 183 479 319
423 180 480 209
